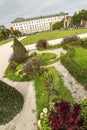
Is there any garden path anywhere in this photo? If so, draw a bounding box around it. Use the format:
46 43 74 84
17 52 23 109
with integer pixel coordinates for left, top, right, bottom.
49 61 87 103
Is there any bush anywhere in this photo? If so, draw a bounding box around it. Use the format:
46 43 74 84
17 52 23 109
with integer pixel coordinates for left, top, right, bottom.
62 35 80 44
23 57 44 76
61 53 87 87
10 37 28 63
81 98 87 127
52 20 63 30
0 80 24 124
36 39 48 50
49 100 83 130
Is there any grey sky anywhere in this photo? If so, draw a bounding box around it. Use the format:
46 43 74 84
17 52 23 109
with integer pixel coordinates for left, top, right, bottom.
0 0 87 28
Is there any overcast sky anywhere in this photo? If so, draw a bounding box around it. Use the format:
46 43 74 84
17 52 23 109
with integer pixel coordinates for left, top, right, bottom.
0 0 87 28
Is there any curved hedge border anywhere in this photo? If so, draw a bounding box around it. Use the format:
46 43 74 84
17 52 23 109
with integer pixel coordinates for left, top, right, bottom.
0 80 24 124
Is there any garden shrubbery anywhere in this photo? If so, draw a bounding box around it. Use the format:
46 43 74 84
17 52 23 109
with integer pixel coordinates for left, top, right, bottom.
23 57 44 76
62 35 80 44
60 52 87 88
61 38 87 88
10 37 28 63
36 39 48 50
0 80 24 124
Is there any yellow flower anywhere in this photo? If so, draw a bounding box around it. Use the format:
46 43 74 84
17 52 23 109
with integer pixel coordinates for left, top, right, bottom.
40 112 44 119
82 97 87 101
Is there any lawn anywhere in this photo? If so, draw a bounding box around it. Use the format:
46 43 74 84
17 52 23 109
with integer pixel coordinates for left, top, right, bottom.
74 47 87 68
21 29 87 45
0 38 13 46
0 80 24 124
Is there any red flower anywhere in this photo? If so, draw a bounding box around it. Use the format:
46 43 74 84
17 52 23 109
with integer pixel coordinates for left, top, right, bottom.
45 83 49 88
69 118 74 124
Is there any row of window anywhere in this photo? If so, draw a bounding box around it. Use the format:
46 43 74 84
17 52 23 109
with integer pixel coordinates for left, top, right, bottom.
13 16 64 27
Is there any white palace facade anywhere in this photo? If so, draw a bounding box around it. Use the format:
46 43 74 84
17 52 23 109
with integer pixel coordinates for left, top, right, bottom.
11 12 68 34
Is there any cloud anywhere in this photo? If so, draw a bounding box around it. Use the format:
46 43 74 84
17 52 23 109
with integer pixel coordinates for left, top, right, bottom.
0 0 87 28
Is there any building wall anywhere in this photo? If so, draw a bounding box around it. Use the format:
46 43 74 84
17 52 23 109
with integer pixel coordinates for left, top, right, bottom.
11 14 68 34
64 16 73 28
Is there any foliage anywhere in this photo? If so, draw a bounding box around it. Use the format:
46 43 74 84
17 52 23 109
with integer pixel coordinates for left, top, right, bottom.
0 80 24 124
21 29 87 45
49 100 83 130
35 67 74 119
14 30 22 36
61 52 87 87
29 51 38 58
74 47 87 68
80 98 87 127
62 35 80 44
23 57 44 76
38 108 51 130
52 20 63 30
36 39 48 50
73 9 87 26
10 37 28 63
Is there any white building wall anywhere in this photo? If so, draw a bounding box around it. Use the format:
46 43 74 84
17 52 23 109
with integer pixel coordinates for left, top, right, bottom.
11 14 68 34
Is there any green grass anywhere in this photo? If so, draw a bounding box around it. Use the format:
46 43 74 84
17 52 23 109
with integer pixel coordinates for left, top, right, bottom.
21 29 87 45
74 47 87 68
0 80 24 124
37 52 59 65
35 67 74 117
0 38 13 46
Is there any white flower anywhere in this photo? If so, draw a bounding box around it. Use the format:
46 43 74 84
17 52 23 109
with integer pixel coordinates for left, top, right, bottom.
40 112 44 119
43 108 48 114
38 120 41 126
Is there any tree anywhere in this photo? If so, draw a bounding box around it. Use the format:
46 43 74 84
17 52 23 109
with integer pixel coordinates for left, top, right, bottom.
73 9 87 26
73 12 80 26
52 20 63 30
10 37 28 63
10 27 14 35
0 30 4 40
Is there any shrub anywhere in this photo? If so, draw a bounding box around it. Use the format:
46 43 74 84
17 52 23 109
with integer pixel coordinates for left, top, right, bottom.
10 37 28 63
36 39 48 50
52 20 63 30
23 57 44 76
62 35 80 44
0 80 24 124
81 98 87 127
49 100 83 130
60 51 87 87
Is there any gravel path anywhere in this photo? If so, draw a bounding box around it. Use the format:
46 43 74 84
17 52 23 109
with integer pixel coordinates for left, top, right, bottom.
50 61 87 103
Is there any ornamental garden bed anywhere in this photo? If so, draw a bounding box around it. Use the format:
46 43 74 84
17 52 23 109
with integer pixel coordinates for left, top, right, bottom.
4 37 87 129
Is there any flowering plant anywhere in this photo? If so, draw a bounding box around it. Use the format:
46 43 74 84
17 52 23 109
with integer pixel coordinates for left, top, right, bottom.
38 108 51 130
49 100 83 130
80 98 87 128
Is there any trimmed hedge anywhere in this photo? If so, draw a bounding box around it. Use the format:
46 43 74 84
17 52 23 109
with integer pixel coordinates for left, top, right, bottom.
60 49 87 88
0 80 24 124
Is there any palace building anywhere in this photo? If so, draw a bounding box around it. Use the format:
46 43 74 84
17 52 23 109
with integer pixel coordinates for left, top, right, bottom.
11 12 68 34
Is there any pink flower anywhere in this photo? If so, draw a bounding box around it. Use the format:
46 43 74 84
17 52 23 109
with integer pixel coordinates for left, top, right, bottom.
45 83 49 88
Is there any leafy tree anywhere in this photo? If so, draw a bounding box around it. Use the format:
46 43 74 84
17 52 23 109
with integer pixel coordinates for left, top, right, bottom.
14 30 22 36
52 20 63 30
73 13 80 26
0 30 4 40
73 9 87 26
10 27 14 35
